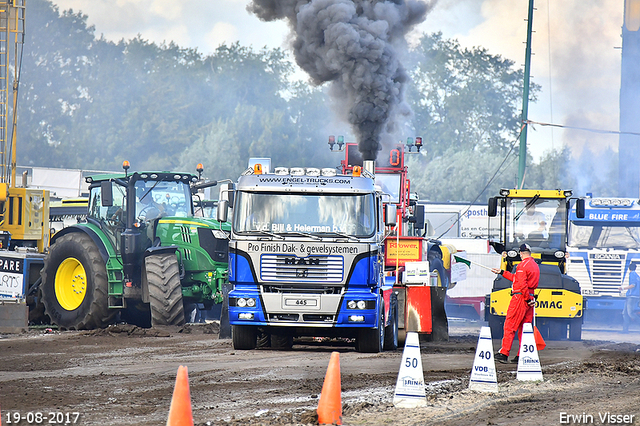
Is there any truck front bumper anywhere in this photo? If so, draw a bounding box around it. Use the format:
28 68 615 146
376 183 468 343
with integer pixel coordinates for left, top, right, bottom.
228 289 380 329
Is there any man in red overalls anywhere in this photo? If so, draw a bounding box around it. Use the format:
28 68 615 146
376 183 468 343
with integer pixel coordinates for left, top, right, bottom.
491 243 539 364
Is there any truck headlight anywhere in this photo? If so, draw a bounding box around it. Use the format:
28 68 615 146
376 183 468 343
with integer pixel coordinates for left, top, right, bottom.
349 315 365 322
347 300 368 310
236 298 256 308
238 313 254 320
554 250 565 259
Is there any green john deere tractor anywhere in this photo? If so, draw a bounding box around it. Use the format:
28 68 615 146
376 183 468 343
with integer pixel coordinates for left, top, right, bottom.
40 165 230 329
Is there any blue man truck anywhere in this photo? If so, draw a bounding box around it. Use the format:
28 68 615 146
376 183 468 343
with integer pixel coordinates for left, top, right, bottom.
217 164 398 352
218 136 461 351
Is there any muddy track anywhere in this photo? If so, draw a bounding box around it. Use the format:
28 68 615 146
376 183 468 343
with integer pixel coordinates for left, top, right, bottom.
1 323 639 425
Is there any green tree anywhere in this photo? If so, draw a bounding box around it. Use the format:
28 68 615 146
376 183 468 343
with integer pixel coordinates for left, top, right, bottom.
405 32 537 202
406 149 519 202
23 2 593 204
408 33 534 158
19 0 99 167
178 86 336 182
19 1 325 175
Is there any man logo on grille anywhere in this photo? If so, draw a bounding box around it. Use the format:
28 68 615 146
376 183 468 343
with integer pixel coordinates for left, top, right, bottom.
296 269 309 278
284 257 321 266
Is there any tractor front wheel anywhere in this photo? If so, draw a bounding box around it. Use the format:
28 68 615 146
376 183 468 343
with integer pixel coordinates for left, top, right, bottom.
145 253 185 326
41 233 115 329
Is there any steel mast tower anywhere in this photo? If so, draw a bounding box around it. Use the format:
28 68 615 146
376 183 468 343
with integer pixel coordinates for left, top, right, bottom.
619 0 640 197
517 0 535 190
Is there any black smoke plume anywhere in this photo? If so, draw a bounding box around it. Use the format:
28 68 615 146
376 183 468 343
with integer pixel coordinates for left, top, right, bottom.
248 0 434 160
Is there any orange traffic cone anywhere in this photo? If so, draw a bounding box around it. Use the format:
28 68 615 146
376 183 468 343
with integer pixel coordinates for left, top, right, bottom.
166 365 193 426
317 351 342 425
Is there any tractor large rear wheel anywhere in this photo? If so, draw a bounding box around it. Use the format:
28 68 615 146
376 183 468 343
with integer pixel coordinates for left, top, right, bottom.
41 233 115 329
145 253 185 326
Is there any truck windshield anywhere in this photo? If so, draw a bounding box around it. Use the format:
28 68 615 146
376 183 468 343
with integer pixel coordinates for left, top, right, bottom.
505 198 567 250
233 192 375 237
569 224 640 249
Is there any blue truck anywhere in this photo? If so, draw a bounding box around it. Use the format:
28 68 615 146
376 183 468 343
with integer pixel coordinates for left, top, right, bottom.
566 196 640 321
217 164 399 352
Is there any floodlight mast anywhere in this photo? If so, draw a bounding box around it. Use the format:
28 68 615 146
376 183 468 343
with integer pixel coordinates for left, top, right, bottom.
518 0 535 189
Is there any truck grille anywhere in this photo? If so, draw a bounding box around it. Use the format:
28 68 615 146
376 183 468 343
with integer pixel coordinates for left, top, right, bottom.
260 254 343 282
262 284 342 294
590 254 624 295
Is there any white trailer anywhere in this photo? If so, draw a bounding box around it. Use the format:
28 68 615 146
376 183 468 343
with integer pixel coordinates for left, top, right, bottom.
418 202 499 239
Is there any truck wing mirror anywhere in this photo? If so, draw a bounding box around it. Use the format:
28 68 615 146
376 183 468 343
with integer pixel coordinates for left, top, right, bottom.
219 183 236 208
488 197 498 217
384 204 397 227
101 181 113 207
217 199 229 223
414 204 425 229
575 198 585 218
227 191 235 208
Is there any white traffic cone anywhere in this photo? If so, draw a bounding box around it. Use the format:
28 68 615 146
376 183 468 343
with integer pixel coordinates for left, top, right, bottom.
468 326 498 392
516 322 543 381
393 332 427 408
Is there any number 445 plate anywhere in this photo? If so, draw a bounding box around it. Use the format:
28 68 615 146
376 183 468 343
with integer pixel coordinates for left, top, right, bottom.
283 296 320 309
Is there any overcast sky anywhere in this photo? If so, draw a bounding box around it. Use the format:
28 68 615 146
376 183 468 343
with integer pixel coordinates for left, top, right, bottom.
50 0 624 163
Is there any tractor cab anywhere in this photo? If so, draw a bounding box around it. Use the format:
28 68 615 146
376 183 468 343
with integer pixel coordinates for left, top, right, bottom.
86 171 197 253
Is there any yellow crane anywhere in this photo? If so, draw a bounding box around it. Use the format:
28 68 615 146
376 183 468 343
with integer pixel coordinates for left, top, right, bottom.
0 0 49 253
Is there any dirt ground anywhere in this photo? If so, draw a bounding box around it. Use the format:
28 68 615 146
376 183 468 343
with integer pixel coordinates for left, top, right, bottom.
1 320 640 426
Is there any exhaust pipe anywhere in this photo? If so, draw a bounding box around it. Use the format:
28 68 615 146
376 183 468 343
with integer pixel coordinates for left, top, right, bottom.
363 160 375 176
